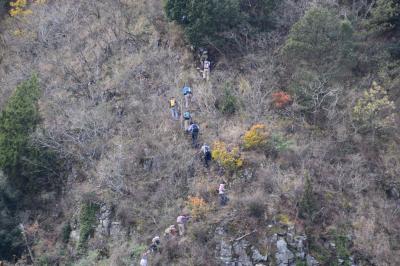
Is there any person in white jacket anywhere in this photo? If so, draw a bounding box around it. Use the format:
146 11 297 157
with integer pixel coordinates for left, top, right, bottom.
140 251 149 266
219 183 228 206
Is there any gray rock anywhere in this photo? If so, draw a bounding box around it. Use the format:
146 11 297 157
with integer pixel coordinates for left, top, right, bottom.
220 239 233 265
216 226 225 236
306 254 319 266
287 232 294 245
293 235 307 259
251 246 268 263
96 204 112 236
276 238 295 266
110 221 124 240
233 240 252 266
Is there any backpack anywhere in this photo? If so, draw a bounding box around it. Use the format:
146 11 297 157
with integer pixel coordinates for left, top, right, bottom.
204 145 210 153
183 112 190 120
191 124 199 133
183 86 192 95
169 99 176 107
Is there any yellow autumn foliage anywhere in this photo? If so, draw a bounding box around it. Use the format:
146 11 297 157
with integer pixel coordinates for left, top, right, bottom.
9 0 32 16
243 124 268 149
186 196 210 220
9 0 45 17
212 141 243 171
353 82 395 132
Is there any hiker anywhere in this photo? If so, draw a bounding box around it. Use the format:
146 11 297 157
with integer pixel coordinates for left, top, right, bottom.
188 122 199 146
181 15 189 24
201 143 212 168
199 49 208 67
203 59 211 81
176 214 190 236
149 236 161 253
182 86 192 108
164 225 178 239
169 97 179 120
140 251 149 266
183 111 192 130
219 182 228 206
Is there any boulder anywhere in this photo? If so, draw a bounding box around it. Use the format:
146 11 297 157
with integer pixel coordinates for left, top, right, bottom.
233 240 252 266
220 239 234 265
251 246 268 263
306 254 319 266
276 238 295 266
96 204 112 236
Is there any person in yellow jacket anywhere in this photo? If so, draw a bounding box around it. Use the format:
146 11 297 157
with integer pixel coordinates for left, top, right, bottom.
169 97 179 120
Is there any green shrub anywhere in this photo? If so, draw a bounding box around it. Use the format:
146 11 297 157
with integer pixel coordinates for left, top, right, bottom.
190 223 212 244
368 0 400 35
0 75 61 193
296 259 307 266
299 176 316 222
335 234 351 266
247 200 265 219
0 75 61 260
0 75 41 178
282 7 355 76
131 244 147 259
61 222 72 244
74 250 100 266
164 0 278 49
78 197 100 251
37 255 51 266
217 87 238 116
266 133 292 156
0 192 23 260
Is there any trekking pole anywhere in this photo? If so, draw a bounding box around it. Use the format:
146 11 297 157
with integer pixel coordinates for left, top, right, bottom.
180 98 184 129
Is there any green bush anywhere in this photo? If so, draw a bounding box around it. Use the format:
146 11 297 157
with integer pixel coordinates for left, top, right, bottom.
248 202 264 219
299 176 316 222
266 133 292 157
78 197 100 251
0 75 41 177
282 7 355 76
0 180 23 260
61 222 72 244
0 75 61 193
131 244 148 260
0 76 63 261
164 0 278 49
335 234 351 266
217 87 238 115
368 0 400 35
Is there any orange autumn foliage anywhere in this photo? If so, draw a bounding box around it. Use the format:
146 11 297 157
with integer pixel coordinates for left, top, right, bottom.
272 91 292 108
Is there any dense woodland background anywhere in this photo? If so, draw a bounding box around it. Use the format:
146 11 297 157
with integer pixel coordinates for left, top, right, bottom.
0 0 400 265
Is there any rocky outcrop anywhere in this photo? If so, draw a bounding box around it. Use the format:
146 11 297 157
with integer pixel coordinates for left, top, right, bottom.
251 246 268 263
276 238 295 266
216 224 319 266
95 204 125 240
216 226 289 266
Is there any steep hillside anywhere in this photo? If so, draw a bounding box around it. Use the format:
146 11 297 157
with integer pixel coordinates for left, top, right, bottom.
0 0 400 265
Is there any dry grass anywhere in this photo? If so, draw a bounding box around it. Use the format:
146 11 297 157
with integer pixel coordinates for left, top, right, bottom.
1 0 400 264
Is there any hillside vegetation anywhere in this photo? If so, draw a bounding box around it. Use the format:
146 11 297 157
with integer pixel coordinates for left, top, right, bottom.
0 0 400 265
